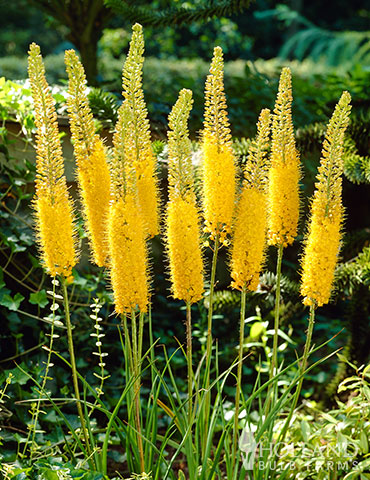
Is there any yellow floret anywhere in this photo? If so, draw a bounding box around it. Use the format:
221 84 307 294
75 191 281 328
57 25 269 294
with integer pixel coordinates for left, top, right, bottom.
268 159 300 247
300 91 351 307
267 67 300 247
202 136 236 236
231 187 267 291
107 194 149 314
202 46 236 239
34 192 77 279
28 43 78 279
301 207 342 307
77 137 111 266
166 197 204 303
121 23 160 237
65 50 111 266
135 151 160 238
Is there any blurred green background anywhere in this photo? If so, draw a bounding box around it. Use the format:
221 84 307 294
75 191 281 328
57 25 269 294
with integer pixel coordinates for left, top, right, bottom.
1 0 369 138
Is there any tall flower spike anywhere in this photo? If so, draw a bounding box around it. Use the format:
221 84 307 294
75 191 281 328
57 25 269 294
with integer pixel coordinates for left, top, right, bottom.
108 102 150 314
301 92 351 307
28 43 78 279
121 23 160 237
268 67 300 247
231 108 271 291
166 89 204 303
65 50 111 267
202 46 236 243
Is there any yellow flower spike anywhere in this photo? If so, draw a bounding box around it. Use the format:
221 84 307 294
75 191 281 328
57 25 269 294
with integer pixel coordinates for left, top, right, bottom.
231 108 271 291
167 89 195 202
108 194 149 314
202 46 236 237
64 50 95 163
28 43 78 279
76 137 111 266
166 199 204 303
301 91 351 307
165 89 204 303
121 23 160 237
65 50 111 267
108 101 150 314
268 67 300 247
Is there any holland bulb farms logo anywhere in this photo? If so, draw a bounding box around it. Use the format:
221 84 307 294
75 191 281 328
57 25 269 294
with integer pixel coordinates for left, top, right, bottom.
239 428 361 473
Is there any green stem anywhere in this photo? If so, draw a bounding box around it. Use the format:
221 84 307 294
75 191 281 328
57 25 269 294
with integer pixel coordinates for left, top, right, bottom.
203 234 219 453
138 311 144 368
131 309 145 473
186 301 193 423
232 285 247 475
270 244 284 381
62 280 92 458
265 244 284 417
293 304 316 408
148 306 155 386
122 314 133 374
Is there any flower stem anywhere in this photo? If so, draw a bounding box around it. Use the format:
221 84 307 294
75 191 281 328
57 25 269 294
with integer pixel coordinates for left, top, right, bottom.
266 243 284 415
122 314 133 374
294 304 316 406
62 280 91 457
232 284 247 474
270 244 284 381
131 309 145 473
138 311 145 363
203 234 219 453
186 301 193 423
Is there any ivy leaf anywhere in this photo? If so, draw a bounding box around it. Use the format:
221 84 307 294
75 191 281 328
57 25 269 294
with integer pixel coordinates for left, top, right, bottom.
19 232 33 246
3 364 30 386
0 293 24 311
72 269 88 287
29 290 48 308
6 234 26 253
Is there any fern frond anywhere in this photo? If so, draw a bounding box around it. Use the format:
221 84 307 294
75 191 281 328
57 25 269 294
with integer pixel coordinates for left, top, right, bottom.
343 137 370 184
257 271 300 298
295 122 326 153
335 245 370 297
341 228 370 259
276 6 370 67
296 110 370 185
88 88 119 129
105 0 252 27
208 289 241 313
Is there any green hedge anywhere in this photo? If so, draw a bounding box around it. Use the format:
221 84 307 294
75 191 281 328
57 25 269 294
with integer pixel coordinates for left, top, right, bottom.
1 53 369 137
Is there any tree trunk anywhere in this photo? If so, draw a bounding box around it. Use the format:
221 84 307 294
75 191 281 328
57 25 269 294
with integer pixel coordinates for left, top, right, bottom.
33 0 109 86
77 37 99 86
